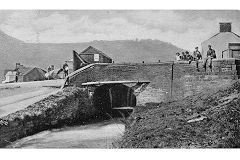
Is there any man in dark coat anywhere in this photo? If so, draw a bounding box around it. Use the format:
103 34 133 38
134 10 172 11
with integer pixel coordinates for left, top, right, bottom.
193 47 202 71
203 45 216 71
63 62 69 78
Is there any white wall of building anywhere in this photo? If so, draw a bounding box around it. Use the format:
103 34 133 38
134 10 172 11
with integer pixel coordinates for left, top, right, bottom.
201 32 240 59
2 71 17 83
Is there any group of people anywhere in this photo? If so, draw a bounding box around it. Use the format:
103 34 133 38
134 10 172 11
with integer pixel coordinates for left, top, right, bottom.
176 45 216 71
176 50 198 62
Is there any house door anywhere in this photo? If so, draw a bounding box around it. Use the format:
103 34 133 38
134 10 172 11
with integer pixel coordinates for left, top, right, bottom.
232 50 240 59
229 43 240 59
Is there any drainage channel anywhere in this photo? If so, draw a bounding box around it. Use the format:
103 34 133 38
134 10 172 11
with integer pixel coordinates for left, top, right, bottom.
6 119 125 148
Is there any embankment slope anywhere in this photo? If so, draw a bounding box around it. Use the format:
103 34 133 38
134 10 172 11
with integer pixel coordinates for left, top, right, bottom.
117 80 240 148
0 87 95 147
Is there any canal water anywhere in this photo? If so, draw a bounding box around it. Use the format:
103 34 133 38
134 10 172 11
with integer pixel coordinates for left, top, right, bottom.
7 120 125 148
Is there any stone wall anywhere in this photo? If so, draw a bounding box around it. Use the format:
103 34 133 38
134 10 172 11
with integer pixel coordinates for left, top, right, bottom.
68 59 240 101
0 87 96 148
171 59 239 100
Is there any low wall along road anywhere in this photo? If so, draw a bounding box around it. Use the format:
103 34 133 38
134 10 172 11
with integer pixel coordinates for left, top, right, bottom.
0 87 95 147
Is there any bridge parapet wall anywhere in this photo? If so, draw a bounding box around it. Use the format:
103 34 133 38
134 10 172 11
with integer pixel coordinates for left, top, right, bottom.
68 59 240 101
172 58 240 99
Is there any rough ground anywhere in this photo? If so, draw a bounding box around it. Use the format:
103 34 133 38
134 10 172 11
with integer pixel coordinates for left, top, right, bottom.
117 80 240 148
0 87 95 147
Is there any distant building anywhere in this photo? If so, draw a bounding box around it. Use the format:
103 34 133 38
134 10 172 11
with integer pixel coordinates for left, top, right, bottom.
2 63 46 83
70 46 113 71
201 22 240 59
2 70 17 83
79 46 112 64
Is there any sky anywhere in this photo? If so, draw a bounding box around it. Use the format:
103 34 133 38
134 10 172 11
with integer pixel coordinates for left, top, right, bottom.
0 10 239 50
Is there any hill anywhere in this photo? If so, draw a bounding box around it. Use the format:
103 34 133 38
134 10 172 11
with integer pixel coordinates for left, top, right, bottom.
0 30 184 81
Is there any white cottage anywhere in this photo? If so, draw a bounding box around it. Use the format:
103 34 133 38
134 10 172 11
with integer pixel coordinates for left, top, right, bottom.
2 71 17 83
201 23 240 59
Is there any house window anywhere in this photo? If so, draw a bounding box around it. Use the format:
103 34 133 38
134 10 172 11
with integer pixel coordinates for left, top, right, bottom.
94 54 99 62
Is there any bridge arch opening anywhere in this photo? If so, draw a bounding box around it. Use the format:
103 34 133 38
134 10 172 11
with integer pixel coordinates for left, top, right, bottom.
93 84 136 114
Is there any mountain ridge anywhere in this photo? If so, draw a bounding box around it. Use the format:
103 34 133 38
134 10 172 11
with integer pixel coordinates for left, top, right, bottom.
0 30 184 81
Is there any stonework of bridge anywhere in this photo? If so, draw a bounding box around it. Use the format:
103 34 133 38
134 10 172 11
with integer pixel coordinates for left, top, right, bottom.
65 58 240 101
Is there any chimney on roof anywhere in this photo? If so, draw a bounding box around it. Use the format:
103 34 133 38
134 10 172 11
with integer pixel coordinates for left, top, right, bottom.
15 63 21 69
219 22 232 32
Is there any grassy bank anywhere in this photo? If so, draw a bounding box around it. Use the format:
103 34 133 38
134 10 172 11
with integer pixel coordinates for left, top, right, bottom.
117 80 240 148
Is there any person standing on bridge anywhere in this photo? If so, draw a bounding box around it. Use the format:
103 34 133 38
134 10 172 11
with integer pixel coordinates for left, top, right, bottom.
185 51 193 64
181 52 186 60
203 45 216 71
193 47 202 71
176 52 181 61
63 61 69 78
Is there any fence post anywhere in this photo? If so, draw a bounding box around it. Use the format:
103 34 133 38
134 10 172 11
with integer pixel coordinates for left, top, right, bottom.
170 61 174 99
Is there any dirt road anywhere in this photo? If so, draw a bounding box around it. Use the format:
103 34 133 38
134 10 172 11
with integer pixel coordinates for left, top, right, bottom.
0 80 64 118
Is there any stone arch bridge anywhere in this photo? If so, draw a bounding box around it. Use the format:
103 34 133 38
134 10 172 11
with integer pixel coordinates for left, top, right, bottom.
63 59 240 113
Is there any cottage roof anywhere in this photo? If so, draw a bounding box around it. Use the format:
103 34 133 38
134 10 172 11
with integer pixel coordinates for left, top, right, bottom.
4 69 13 76
5 71 17 76
17 66 33 76
31 68 46 76
202 31 240 44
80 46 112 60
77 54 88 64
73 50 88 64
13 65 46 76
